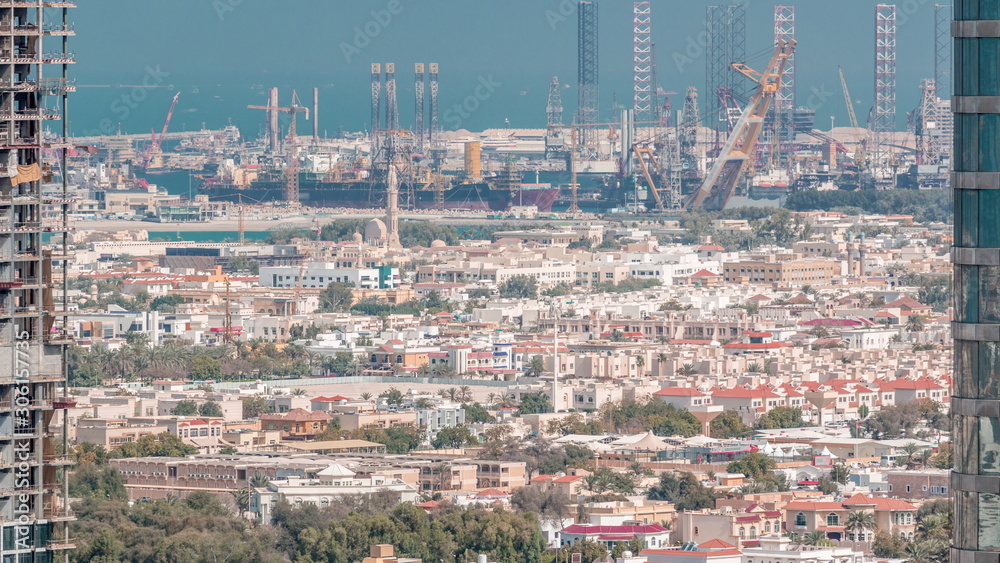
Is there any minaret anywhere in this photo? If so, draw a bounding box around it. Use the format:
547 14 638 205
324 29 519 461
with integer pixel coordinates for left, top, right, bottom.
386 165 402 249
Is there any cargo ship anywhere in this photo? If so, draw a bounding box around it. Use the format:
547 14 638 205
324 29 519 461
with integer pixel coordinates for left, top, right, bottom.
199 155 559 211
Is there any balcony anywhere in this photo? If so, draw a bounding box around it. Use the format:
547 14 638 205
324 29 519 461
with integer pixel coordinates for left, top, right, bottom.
0 109 61 120
0 221 41 233
47 539 76 550
0 24 74 37
0 278 24 289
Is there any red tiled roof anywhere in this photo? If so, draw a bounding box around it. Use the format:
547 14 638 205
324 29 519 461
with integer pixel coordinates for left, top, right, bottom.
698 539 736 549
691 269 721 277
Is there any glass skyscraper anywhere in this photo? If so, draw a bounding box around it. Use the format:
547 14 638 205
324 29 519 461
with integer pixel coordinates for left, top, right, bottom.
954 1 1000 560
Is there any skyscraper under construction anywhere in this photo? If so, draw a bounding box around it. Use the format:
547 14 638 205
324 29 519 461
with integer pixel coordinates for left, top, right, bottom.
0 0 76 559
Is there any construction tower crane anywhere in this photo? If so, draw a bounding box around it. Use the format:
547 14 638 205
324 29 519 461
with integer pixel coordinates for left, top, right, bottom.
247 90 310 145
686 39 795 212
248 91 310 203
838 66 868 171
143 91 180 167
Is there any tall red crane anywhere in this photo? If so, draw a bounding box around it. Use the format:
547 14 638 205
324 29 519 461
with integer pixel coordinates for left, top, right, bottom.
143 91 181 168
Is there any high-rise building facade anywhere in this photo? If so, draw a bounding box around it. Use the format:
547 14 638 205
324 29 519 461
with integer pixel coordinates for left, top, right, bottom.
0 1 75 560
953 2 1000 561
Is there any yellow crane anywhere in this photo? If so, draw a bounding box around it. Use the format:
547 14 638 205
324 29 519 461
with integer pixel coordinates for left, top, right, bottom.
686 39 795 212
838 66 867 171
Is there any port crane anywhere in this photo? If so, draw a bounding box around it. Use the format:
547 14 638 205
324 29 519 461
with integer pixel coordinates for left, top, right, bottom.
142 91 180 168
838 66 868 172
686 39 795 212
247 91 310 204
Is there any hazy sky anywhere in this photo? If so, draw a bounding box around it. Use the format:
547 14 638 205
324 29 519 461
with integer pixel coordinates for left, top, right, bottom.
68 1 944 136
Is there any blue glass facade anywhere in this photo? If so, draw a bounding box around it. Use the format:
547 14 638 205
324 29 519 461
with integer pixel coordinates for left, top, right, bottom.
953 2 1000 561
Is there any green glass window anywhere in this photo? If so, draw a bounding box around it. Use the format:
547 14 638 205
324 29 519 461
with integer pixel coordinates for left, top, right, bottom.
984 114 1000 171
957 265 980 322
982 191 1000 247
963 190 980 247
982 38 1000 96
958 340 979 397
964 39 981 97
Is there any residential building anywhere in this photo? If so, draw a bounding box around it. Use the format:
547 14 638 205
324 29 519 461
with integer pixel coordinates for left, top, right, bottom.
259 409 333 440
250 463 417 524
782 493 916 542
259 263 400 290
560 523 671 551
885 469 950 499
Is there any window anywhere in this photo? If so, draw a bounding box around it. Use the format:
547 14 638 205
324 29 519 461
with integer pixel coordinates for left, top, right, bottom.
739 528 745 540
765 521 771 533
694 527 699 536
827 513 839 526
749 527 756 539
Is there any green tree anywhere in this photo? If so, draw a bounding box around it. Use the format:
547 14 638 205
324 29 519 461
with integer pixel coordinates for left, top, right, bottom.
379 387 405 406
519 393 553 415
69 464 128 500
498 274 538 299
646 472 719 511
241 395 270 419
190 355 223 380
710 411 753 439
584 468 636 494
754 406 806 430
726 452 776 480
198 400 223 417
173 400 198 416
431 425 478 449
109 432 198 458
462 402 495 423
318 281 355 312
872 531 908 558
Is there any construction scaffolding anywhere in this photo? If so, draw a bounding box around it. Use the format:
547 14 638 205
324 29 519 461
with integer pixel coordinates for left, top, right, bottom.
546 75 563 135
577 1 599 157
915 78 953 169
0 0 77 557
706 5 746 136
773 6 796 145
680 87 701 174
633 2 653 128
429 63 439 147
414 63 425 152
873 4 897 179
371 63 381 151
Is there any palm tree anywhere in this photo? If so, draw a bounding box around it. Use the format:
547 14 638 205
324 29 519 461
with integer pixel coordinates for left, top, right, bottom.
359 392 373 403
905 539 944 563
747 362 763 373
249 473 270 488
845 511 877 548
634 356 645 374
906 315 925 332
526 355 546 377
458 386 473 403
486 392 498 406
230 488 250 518
445 387 459 401
497 392 515 409
291 388 307 396
802 531 834 547
678 363 698 376
900 442 921 467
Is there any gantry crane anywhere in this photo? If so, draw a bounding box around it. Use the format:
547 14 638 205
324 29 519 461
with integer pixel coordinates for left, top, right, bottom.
839 66 868 171
143 91 180 168
686 39 796 212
